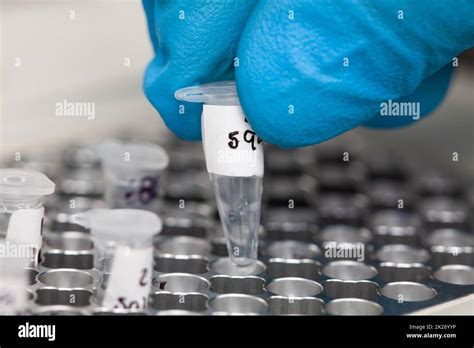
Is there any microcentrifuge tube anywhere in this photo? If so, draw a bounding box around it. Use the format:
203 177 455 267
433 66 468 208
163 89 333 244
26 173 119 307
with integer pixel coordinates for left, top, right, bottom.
0 243 29 314
0 168 55 265
96 140 169 210
175 81 264 270
74 208 162 311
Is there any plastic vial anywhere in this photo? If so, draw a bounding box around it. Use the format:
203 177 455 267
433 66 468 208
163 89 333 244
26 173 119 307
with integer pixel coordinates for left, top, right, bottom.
97 140 169 210
0 168 55 265
74 208 162 311
0 242 29 314
175 81 264 270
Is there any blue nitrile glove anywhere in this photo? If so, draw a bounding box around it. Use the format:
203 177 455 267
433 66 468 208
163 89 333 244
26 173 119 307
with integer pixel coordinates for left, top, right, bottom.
143 0 474 148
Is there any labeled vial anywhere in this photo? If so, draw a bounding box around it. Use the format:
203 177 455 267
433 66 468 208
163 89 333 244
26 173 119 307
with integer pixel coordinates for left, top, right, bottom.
74 209 162 311
0 168 55 265
0 241 29 314
176 81 264 270
97 140 169 210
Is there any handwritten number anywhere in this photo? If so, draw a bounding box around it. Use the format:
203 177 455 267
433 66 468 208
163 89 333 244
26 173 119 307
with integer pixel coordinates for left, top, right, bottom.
139 268 148 286
227 130 262 151
114 297 144 309
228 131 239 149
124 176 158 205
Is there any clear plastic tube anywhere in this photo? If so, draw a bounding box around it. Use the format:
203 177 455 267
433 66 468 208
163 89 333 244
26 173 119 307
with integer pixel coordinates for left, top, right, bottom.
0 243 29 314
210 174 262 267
176 81 264 269
97 140 169 210
0 168 55 265
74 208 162 311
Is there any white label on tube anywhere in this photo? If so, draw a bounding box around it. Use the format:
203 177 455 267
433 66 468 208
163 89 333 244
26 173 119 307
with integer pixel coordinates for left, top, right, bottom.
202 104 264 177
0 278 27 315
6 207 44 264
102 246 153 310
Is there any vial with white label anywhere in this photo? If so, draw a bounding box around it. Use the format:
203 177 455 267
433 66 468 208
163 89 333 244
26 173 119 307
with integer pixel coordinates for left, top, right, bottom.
97 141 169 210
0 168 55 265
0 241 29 314
74 208 162 311
175 81 264 270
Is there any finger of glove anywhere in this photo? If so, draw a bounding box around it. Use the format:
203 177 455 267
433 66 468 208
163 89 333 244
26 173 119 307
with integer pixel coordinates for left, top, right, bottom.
364 64 454 128
143 0 258 141
142 0 159 52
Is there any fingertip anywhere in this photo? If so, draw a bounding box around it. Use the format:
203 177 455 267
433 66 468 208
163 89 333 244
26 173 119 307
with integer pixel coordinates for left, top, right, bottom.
144 61 203 142
364 64 454 129
147 95 203 141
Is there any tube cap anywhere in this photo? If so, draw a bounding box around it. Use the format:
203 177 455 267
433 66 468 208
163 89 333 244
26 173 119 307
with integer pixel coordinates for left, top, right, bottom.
97 141 169 171
0 168 55 197
74 209 162 244
175 81 239 106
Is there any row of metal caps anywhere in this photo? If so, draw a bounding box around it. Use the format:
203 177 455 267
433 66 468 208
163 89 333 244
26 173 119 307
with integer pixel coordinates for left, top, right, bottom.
35 141 472 225
11 141 474 216
26 228 473 315
35 231 474 288
23 259 473 316
39 222 474 272
31 142 473 246
39 222 474 266
42 165 473 225
44 190 473 250
11 138 471 187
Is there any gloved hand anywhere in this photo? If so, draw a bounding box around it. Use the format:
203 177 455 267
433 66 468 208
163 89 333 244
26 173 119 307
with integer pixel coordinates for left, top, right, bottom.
142 0 474 148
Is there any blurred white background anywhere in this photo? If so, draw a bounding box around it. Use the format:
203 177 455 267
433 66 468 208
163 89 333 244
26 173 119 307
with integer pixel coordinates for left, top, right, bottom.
1 0 163 158
1 0 473 176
